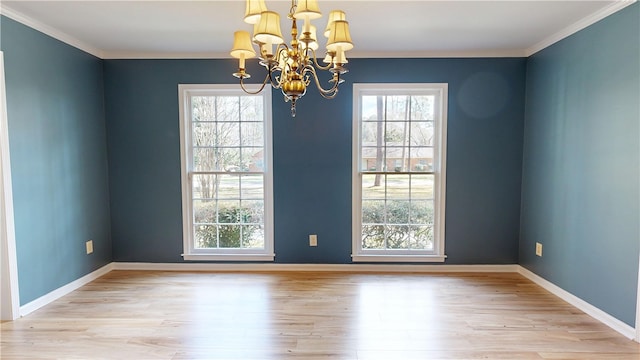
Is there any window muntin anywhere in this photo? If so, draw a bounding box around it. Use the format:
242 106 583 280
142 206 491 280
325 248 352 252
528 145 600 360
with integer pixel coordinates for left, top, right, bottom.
353 84 447 262
179 85 273 261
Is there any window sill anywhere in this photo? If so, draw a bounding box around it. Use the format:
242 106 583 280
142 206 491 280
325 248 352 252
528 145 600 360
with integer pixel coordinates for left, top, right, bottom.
351 254 446 263
182 253 275 262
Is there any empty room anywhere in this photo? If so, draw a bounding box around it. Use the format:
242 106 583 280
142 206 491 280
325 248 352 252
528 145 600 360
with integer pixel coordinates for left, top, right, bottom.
1 0 639 359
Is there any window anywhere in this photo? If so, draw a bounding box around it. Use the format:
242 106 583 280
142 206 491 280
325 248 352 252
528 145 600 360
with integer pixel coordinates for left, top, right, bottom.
179 84 273 261
352 84 448 262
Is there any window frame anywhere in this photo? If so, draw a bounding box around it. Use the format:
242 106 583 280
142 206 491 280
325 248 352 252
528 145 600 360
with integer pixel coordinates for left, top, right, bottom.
352 83 448 263
178 84 274 261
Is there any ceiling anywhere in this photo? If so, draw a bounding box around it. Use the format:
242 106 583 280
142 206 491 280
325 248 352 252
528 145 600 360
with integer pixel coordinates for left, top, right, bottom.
0 1 634 59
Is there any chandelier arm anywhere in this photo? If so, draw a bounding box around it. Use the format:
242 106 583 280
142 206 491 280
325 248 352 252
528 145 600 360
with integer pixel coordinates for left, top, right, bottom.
307 48 334 71
268 46 289 90
274 43 290 62
239 73 271 95
304 65 339 98
268 67 281 89
270 67 290 90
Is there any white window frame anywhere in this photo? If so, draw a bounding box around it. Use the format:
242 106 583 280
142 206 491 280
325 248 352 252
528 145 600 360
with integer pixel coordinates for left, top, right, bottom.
352 83 448 262
178 84 274 261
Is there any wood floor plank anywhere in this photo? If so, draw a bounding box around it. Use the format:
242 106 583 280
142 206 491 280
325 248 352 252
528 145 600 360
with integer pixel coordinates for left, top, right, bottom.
1 271 639 359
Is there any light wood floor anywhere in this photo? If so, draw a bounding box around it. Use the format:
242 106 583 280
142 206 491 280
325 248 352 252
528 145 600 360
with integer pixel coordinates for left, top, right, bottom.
1 271 639 359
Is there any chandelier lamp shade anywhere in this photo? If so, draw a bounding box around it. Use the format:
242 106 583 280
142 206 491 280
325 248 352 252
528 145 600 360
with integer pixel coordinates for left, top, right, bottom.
230 0 353 116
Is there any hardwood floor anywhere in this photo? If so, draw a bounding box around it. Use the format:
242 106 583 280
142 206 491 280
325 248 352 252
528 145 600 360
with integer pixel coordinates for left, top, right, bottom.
1 271 639 359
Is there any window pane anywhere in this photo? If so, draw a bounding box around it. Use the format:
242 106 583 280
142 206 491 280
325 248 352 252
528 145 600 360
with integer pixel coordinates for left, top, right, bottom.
192 96 216 122
218 201 241 223
410 122 434 147
361 121 383 144
193 199 217 223
215 122 241 146
216 175 240 199
192 122 216 147
411 147 433 170
362 174 385 200
240 96 262 121
218 225 241 248
244 200 264 224
410 225 434 250
217 148 241 171
362 224 384 249
216 97 240 122
195 225 218 248
193 148 217 172
384 122 406 146
385 225 409 249
386 175 410 199
410 96 434 121
241 122 263 146
386 96 410 120
242 148 263 172
361 96 380 120
386 200 410 224
410 200 434 224
411 175 434 199
192 174 219 199
240 175 264 199
242 225 263 248
362 200 384 224
361 147 384 171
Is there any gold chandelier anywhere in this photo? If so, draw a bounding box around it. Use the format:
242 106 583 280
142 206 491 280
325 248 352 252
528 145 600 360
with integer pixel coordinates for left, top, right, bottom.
230 0 353 117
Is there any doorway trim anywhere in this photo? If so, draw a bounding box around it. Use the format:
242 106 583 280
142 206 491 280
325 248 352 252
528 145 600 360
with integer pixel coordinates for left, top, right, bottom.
0 50 20 320
636 251 640 342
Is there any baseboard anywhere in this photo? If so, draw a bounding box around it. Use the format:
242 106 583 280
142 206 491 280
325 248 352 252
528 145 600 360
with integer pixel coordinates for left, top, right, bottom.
19 263 114 317
112 262 520 273
517 266 636 341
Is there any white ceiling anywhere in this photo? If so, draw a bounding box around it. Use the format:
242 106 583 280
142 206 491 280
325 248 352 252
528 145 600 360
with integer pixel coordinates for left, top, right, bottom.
0 0 634 59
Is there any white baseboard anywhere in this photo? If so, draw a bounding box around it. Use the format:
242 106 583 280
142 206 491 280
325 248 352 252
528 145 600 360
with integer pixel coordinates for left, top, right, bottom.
19 263 114 317
517 266 636 340
112 262 520 273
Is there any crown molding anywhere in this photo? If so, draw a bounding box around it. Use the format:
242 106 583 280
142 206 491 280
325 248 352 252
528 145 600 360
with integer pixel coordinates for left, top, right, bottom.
101 51 230 60
2 1 636 61
344 49 528 59
526 0 637 56
0 4 104 59
101 49 528 60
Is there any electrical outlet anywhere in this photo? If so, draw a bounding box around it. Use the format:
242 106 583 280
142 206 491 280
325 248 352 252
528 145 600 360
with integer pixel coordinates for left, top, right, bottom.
309 234 317 247
86 240 94 254
535 242 542 257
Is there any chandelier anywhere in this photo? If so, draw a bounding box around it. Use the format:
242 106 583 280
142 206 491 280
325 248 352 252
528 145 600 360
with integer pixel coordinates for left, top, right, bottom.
230 0 353 117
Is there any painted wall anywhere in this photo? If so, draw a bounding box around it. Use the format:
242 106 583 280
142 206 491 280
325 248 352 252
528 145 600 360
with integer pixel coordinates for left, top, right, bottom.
0 16 112 305
520 3 639 327
104 57 526 264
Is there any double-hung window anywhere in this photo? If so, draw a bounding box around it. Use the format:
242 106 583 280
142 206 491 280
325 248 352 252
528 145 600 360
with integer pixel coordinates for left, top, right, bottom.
179 84 273 261
352 84 448 262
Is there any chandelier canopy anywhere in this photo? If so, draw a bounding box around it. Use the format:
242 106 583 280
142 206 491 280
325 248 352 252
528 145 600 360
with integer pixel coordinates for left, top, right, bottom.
230 0 353 117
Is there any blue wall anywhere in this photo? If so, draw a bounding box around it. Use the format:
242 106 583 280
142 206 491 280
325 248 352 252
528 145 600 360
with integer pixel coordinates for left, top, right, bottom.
104 58 526 264
1 17 112 305
520 3 639 326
